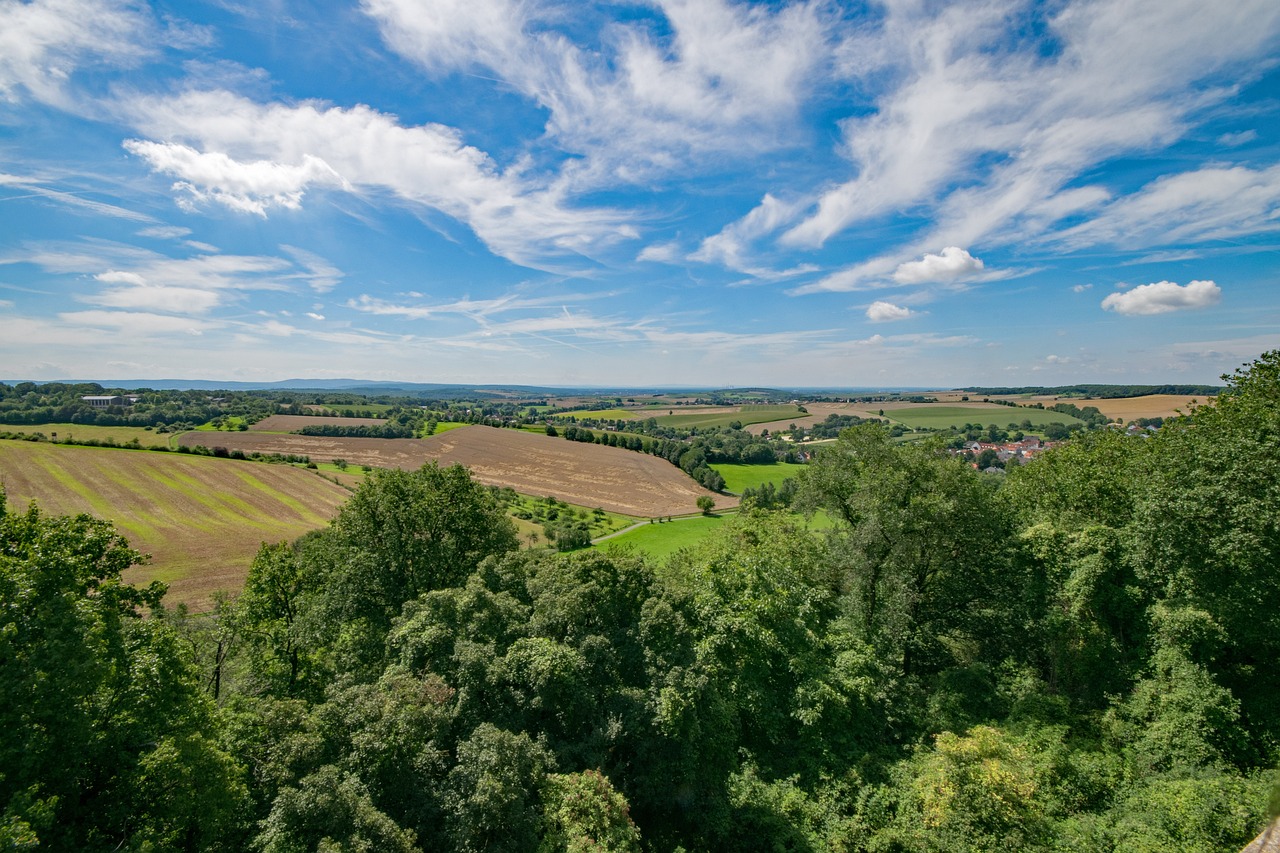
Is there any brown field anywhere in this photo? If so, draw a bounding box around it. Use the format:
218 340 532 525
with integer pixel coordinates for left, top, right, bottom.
0 442 350 611
251 414 386 431
1070 394 1211 420
178 425 732 517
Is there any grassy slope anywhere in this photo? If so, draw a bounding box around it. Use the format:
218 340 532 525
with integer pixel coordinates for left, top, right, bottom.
597 515 731 560
0 441 350 610
1 422 172 447
710 462 807 494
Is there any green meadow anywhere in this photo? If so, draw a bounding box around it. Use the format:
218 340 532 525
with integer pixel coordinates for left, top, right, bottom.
598 514 731 560
0 422 174 447
710 462 806 494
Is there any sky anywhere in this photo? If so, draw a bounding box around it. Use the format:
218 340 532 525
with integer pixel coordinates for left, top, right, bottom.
1 0 1278 388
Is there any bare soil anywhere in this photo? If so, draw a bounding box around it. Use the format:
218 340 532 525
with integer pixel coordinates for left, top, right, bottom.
177 425 733 517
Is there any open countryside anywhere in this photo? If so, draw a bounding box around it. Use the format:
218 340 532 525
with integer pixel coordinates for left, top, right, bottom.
176 423 730 518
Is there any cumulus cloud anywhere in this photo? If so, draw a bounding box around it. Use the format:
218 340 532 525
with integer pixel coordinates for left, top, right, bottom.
1072 283 1092 293
123 140 349 216
1101 279 1221 315
866 301 915 322
893 247 984 285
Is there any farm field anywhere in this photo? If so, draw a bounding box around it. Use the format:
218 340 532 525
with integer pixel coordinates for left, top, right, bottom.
881 404 1085 430
175 425 733 517
0 422 173 447
745 402 882 435
1072 394 1209 421
653 404 805 430
251 414 386 431
711 462 806 494
0 441 350 610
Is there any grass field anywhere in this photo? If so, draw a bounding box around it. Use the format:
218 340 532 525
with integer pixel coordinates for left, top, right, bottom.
710 462 806 494
653 404 805 430
0 441 350 610
427 421 470 435
0 422 174 447
559 408 636 420
598 514 731 560
883 405 1085 430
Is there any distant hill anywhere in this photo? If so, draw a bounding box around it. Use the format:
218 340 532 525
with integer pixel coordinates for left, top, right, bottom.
959 384 1223 398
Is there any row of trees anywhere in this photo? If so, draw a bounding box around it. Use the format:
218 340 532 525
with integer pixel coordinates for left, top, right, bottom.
3 353 1279 851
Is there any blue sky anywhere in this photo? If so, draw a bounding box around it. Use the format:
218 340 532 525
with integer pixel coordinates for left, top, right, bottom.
1 0 1278 387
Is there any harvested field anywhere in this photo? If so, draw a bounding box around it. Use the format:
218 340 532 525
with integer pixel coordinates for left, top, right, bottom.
252 414 386 431
177 425 732 517
0 442 350 610
1072 394 1210 420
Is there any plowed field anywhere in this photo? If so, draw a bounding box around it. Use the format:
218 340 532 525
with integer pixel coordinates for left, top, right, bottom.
0 442 350 610
177 425 731 517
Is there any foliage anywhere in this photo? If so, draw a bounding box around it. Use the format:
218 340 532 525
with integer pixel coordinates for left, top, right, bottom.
6 353 1280 853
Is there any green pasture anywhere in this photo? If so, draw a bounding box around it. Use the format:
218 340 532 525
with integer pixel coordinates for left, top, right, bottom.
598 514 730 560
558 408 636 420
710 462 806 494
425 421 469 435
0 422 173 448
883 405 1084 430
653 404 804 430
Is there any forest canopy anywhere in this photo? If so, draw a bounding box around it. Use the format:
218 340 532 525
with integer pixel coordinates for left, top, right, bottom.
3 353 1279 851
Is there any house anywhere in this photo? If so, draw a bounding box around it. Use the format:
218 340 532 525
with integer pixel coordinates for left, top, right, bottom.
81 395 127 408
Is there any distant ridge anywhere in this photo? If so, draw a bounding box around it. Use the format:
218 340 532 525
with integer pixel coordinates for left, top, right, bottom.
2 378 923 396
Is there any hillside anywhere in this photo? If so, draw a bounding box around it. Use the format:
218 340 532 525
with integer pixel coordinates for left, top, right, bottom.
0 442 350 609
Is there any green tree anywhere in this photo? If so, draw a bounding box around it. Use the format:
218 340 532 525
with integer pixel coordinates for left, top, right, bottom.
307 463 519 675
696 495 715 514
0 497 247 850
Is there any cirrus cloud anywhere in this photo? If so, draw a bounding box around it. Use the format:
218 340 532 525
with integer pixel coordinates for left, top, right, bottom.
1101 279 1221 315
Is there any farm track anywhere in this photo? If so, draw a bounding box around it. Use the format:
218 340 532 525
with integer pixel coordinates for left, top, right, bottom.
177 425 734 517
0 442 350 611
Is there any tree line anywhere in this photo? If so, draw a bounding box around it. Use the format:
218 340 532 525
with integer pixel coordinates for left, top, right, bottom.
3 353 1279 851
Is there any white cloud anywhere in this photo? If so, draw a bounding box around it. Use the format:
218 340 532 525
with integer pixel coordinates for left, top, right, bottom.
123 140 349 216
0 0 153 106
124 90 636 267
866 301 915 322
691 193 801 272
1051 164 1280 250
893 247 984 285
362 0 829 183
58 309 215 335
637 241 681 263
1218 130 1257 147
780 0 1280 257
137 225 192 239
1072 283 1092 293
280 245 343 293
1101 279 1221 315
